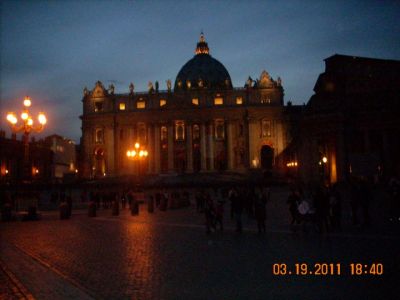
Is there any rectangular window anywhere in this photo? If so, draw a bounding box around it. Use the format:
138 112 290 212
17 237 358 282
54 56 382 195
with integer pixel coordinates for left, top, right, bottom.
119 103 126 110
160 99 167 107
94 102 103 112
236 97 243 105
137 101 146 109
192 98 199 106
214 97 223 105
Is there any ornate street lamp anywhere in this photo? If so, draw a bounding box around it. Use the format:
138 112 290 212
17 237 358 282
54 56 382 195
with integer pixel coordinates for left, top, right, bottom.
6 96 47 180
126 142 148 175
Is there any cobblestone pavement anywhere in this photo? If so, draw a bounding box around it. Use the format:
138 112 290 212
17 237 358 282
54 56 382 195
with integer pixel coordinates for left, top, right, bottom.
1 187 399 300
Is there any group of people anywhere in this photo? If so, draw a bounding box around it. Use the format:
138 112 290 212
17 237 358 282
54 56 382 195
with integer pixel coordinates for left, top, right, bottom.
196 186 270 234
287 184 342 233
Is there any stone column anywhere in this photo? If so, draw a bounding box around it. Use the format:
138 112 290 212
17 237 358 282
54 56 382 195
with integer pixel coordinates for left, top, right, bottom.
154 124 161 174
186 123 194 173
226 120 234 170
200 123 207 171
147 124 154 174
167 123 174 173
208 122 215 171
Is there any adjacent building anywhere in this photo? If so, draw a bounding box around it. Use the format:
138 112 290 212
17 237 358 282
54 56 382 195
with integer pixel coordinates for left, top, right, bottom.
296 54 400 183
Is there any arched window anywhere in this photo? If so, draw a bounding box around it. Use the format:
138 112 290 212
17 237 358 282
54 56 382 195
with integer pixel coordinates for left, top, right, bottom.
95 128 104 144
193 124 200 140
175 121 185 141
161 126 167 141
215 120 225 140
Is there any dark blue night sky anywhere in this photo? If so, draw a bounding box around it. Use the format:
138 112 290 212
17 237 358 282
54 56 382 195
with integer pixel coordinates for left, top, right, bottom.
1 0 399 142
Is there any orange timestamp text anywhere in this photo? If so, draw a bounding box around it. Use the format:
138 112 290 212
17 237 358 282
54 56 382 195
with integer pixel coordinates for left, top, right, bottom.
272 263 383 276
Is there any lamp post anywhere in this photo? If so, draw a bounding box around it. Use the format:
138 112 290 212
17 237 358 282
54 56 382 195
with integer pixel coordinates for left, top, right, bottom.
6 96 47 181
126 142 148 175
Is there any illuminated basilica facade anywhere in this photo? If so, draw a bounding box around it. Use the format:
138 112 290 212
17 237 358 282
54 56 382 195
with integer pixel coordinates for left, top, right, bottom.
80 34 293 178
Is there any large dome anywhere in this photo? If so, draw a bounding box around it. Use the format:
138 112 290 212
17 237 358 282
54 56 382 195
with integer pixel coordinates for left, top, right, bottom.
174 34 233 91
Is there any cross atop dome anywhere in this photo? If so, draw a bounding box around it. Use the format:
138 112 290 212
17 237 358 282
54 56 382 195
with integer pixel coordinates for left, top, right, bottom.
195 31 209 55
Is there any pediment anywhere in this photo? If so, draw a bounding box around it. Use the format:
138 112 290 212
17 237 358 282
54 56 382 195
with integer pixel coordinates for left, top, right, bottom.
259 70 274 88
92 81 107 98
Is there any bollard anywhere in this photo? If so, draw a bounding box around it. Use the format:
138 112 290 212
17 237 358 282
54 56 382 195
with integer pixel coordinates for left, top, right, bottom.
59 202 69 220
88 201 96 217
112 200 119 216
148 196 154 213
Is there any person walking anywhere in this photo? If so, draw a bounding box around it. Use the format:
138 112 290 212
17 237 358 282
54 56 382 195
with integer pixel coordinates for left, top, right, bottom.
287 189 300 225
254 188 269 233
204 193 216 234
215 198 224 231
232 189 244 233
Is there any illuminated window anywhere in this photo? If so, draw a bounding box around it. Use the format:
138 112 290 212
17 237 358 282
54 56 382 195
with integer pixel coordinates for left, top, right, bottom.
137 101 146 109
236 97 243 105
160 99 167 107
175 121 185 141
261 97 271 104
95 128 104 144
161 126 167 141
94 101 103 112
215 120 225 140
192 98 199 106
119 102 126 110
214 97 223 105
261 119 272 137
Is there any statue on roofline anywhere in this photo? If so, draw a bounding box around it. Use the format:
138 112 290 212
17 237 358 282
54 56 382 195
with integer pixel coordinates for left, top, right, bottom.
166 79 172 92
109 84 115 94
129 82 134 94
148 81 154 93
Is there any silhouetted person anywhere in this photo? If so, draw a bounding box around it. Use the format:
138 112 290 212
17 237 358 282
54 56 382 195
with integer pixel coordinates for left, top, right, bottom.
204 193 216 234
287 189 300 225
232 189 243 233
254 188 269 233
215 198 224 231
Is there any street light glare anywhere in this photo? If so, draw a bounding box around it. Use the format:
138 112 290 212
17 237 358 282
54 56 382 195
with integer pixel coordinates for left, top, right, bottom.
23 97 31 107
135 142 140 149
38 113 47 125
27 118 33 126
7 113 17 124
322 156 328 163
21 112 29 120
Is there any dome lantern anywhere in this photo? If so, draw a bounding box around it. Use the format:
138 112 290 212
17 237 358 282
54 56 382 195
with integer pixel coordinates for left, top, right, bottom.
195 32 209 55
